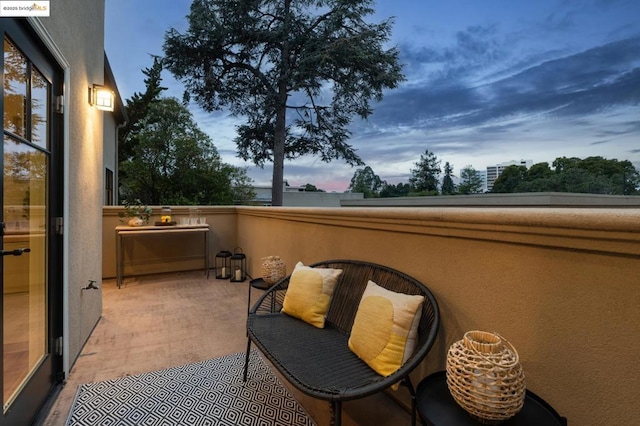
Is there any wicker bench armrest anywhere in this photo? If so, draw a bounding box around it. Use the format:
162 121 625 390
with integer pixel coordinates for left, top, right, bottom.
250 277 288 314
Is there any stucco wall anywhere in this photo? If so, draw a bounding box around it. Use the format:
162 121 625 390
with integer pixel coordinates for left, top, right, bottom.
40 0 106 370
233 206 639 426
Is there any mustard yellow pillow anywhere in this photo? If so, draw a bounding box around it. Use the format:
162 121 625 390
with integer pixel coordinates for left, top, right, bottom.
348 280 424 376
281 262 343 328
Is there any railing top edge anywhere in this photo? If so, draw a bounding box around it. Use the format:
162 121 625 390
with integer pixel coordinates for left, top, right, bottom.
233 206 640 233
102 205 640 232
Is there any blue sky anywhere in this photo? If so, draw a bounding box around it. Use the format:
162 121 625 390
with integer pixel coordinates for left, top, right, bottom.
105 0 640 192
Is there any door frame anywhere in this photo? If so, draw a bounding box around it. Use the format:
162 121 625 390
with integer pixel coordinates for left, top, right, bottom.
24 16 71 377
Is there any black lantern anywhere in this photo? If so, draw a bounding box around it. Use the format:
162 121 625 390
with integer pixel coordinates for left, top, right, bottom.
215 250 232 279
230 247 247 282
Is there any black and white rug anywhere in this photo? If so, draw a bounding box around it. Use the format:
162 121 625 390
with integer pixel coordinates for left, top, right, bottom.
66 350 316 426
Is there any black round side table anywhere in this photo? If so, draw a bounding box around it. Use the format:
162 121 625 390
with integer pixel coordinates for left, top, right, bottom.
247 278 275 313
416 371 567 425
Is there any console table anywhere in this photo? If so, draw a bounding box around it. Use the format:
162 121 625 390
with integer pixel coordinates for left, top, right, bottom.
115 224 210 288
416 371 566 425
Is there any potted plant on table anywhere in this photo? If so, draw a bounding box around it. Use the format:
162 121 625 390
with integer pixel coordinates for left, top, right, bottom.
118 199 153 226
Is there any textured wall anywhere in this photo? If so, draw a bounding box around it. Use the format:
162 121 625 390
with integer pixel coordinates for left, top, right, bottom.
40 0 106 370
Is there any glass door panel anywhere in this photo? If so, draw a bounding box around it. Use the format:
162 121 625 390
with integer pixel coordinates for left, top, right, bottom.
2 36 49 413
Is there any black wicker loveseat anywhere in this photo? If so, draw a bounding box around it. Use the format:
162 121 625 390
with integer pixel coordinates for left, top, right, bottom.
243 260 440 426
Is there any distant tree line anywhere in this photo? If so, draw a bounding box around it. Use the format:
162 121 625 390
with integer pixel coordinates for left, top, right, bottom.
347 149 478 197
491 157 639 195
345 149 639 198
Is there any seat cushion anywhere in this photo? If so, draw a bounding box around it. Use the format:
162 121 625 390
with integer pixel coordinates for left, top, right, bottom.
248 313 384 399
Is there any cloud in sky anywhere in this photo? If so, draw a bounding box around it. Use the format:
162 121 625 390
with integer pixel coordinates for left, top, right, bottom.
105 0 640 192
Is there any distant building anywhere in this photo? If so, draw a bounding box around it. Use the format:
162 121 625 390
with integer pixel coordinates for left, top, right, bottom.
486 160 533 192
251 183 364 207
478 170 488 192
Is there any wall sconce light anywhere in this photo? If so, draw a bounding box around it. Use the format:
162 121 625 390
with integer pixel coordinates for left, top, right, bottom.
89 84 115 112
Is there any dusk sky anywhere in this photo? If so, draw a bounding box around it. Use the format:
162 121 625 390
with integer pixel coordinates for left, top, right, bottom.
105 0 640 192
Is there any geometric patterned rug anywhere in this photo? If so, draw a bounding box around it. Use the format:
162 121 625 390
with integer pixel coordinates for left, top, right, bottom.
66 350 316 426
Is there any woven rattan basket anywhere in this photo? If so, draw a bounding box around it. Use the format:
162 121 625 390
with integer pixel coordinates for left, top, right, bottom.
261 256 286 285
446 331 526 424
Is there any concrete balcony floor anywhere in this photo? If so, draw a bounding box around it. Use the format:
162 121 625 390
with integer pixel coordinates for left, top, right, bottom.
42 271 411 425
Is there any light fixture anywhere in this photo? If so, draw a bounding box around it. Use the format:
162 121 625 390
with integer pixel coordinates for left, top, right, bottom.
89 84 115 112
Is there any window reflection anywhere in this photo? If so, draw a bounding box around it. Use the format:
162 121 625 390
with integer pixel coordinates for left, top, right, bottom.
31 68 49 148
3 38 50 149
3 39 27 139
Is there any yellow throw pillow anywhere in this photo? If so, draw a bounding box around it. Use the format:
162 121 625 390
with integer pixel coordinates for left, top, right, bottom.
348 280 424 376
281 262 343 328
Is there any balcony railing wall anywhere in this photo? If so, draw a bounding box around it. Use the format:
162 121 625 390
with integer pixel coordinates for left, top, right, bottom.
102 205 640 425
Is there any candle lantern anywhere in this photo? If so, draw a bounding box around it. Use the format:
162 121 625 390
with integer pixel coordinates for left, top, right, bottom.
215 250 232 279
230 247 247 282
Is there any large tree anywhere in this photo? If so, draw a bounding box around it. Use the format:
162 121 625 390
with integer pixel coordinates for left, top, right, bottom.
552 156 639 194
119 97 255 205
119 60 254 205
441 161 456 195
118 57 167 168
490 165 528 193
302 183 325 192
348 166 383 198
163 0 404 205
409 149 441 195
518 162 555 192
458 165 484 194
380 182 411 197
